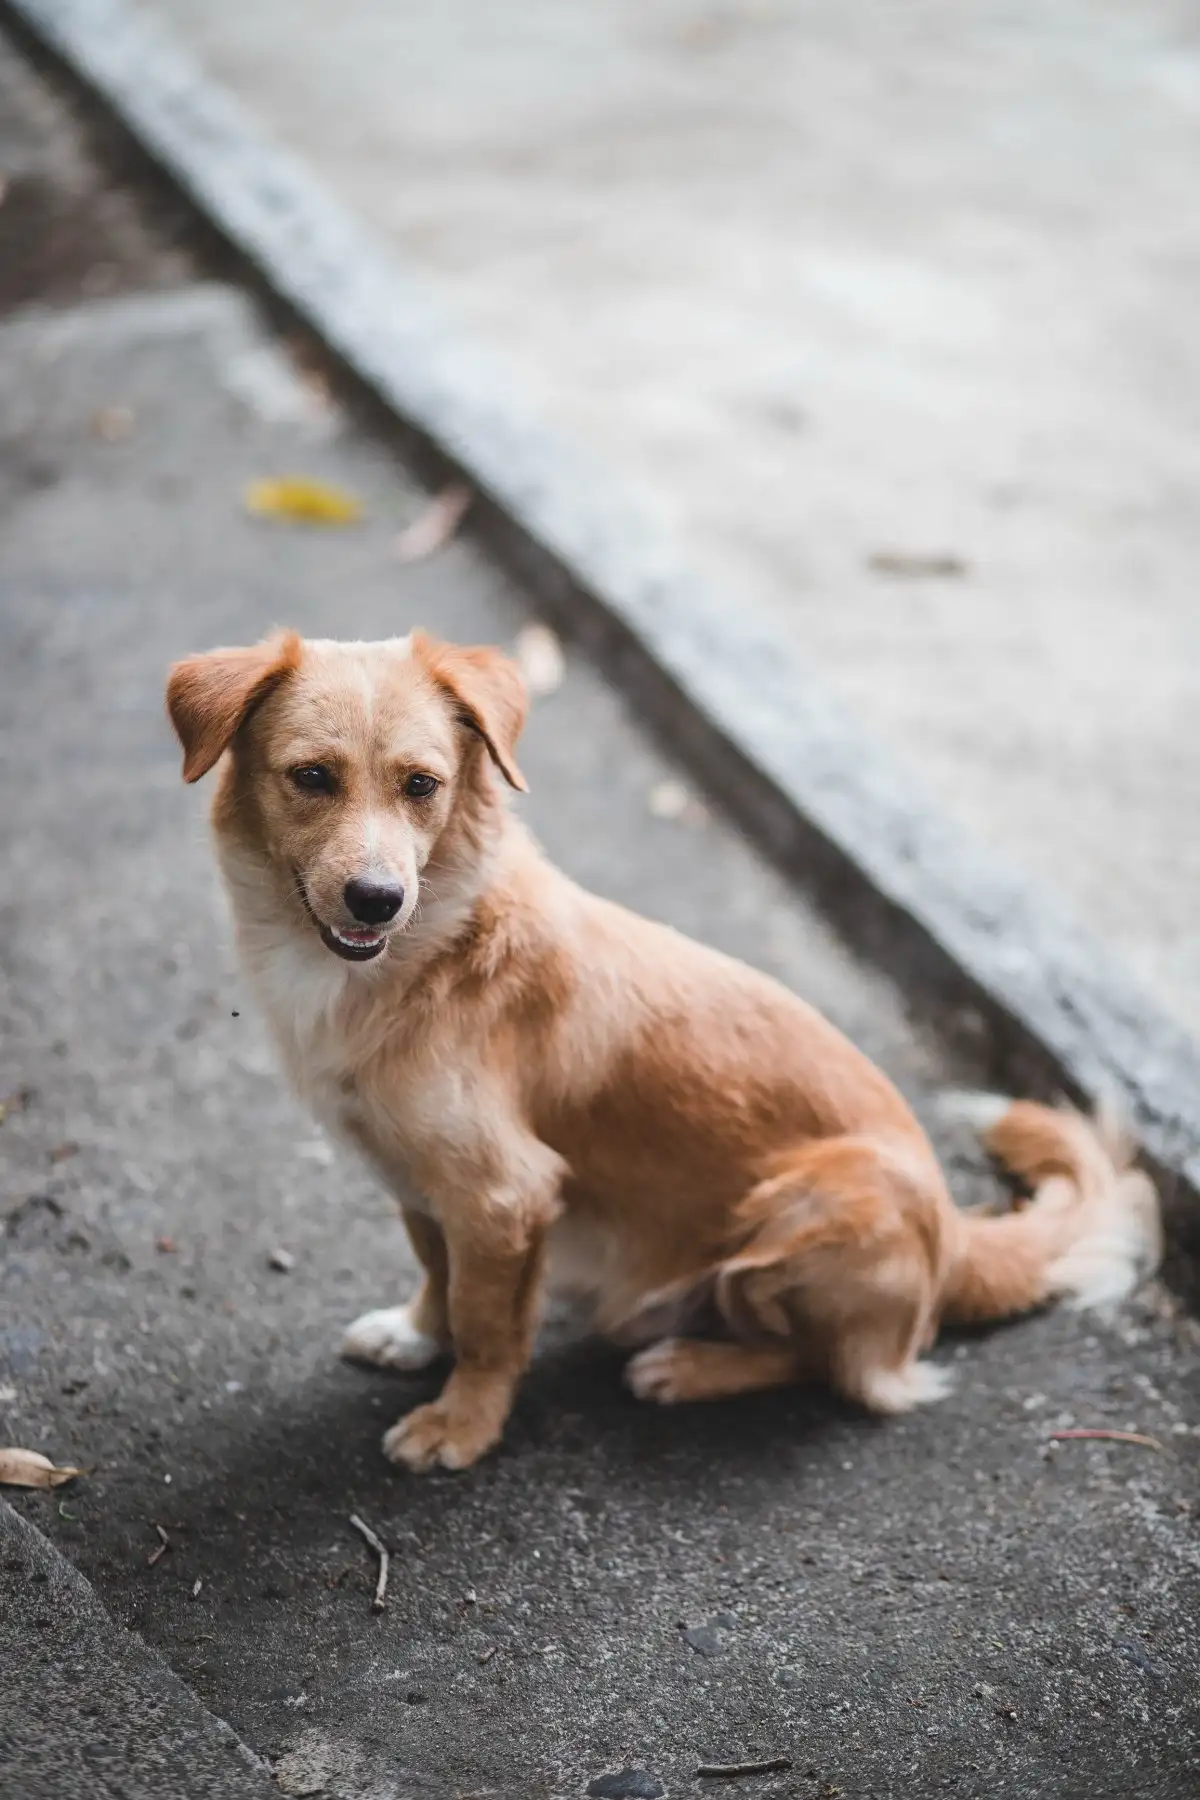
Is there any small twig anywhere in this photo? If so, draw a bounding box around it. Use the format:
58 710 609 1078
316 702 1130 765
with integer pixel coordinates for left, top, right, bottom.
1047 1428 1163 1452
349 1512 389 1612
147 1523 171 1567
697 1757 793 1780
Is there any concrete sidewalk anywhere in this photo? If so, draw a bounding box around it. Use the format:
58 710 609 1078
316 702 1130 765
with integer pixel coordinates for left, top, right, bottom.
141 0 1200 1039
1 219 1198 1800
0 1501 276 1799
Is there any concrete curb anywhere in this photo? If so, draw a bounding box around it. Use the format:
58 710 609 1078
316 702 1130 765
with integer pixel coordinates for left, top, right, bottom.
6 0 1199 1285
0 1500 276 1797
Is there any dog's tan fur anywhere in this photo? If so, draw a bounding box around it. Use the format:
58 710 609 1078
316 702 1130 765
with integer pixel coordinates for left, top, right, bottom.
167 630 1161 1471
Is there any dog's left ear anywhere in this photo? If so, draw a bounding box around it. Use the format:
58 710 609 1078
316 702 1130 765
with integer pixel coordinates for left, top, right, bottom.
416 632 529 792
166 630 302 783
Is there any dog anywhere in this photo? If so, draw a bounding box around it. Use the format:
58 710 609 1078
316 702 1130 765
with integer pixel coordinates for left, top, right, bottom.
166 628 1161 1471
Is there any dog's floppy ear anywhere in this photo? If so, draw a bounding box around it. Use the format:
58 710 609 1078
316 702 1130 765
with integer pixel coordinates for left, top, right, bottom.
166 630 302 783
414 631 529 792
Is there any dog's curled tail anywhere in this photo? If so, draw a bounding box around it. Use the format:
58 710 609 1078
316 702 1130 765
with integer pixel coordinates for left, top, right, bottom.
937 1094 1161 1325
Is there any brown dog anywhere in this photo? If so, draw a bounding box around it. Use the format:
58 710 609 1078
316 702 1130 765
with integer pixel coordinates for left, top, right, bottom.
167 629 1161 1471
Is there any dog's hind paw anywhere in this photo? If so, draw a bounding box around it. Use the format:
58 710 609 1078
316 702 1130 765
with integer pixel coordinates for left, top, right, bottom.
627 1336 804 1404
340 1304 443 1372
625 1338 693 1403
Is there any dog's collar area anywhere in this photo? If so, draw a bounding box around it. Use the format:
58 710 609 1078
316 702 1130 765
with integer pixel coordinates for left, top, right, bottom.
293 870 389 962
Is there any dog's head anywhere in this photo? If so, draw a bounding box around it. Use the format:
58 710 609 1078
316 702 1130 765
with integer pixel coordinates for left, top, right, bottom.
166 630 527 962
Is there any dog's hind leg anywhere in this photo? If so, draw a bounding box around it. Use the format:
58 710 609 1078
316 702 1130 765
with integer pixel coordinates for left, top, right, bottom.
625 1338 803 1404
714 1134 954 1416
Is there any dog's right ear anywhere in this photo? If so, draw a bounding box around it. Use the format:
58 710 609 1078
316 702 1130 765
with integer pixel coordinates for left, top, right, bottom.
166 631 302 783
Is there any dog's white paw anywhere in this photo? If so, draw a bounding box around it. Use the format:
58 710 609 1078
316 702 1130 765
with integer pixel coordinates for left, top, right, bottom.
625 1338 691 1404
935 1089 1012 1132
340 1304 442 1372
855 1360 955 1414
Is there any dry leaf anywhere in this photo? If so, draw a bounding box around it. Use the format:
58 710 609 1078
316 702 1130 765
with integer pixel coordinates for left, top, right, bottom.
647 778 709 827
0 1448 85 1489
394 482 471 563
647 779 690 820
868 550 967 579
515 623 565 697
244 476 363 525
91 405 135 443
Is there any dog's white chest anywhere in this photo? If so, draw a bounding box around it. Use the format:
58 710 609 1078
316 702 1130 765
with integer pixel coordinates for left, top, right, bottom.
223 853 507 1213
244 934 469 1198
247 941 351 1095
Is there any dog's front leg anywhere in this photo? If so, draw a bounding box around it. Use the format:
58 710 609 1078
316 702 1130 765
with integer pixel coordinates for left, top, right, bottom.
382 1149 563 1473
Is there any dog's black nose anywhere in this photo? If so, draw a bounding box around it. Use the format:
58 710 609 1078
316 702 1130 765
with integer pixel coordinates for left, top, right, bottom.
344 876 405 925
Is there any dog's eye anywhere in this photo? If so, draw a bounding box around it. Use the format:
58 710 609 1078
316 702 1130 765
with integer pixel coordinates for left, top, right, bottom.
290 764 336 794
404 772 439 800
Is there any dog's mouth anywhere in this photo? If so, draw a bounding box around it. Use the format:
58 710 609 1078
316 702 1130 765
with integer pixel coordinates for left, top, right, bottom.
294 876 391 963
319 922 389 962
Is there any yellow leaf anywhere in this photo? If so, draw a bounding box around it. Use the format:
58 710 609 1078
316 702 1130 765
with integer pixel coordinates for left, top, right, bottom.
0 1447 86 1489
244 476 363 525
